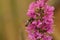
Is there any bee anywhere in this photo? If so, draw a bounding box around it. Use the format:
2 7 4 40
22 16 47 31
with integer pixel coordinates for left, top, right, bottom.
25 18 34 26
25 20 30 26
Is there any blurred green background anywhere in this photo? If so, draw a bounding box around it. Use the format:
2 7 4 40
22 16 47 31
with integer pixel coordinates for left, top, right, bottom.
0 0 60 40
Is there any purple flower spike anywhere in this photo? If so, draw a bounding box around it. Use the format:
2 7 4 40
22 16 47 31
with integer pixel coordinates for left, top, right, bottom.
25 0 55 40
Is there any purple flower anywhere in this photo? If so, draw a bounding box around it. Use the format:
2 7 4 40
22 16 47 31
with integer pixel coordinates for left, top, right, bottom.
32 20 37 25
26 0 55 40
36 0 45 7
37 20 42 28
28 33 36 40
47 27 53 34
36 32 42 39
42 35 52 40
27 2 36 19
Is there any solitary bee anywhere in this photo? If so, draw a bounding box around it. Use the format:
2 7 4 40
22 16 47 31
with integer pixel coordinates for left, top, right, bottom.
25 18 34 26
